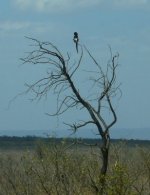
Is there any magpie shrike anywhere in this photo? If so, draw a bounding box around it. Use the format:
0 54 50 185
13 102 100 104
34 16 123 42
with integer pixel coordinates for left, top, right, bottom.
73 32 79 53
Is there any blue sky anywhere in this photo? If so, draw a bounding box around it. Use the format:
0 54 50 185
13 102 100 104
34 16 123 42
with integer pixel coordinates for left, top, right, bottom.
0 0 150 139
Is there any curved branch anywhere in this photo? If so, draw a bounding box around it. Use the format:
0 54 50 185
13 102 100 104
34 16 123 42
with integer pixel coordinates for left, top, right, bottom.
70 46 83 77
106 94 117 131
64 120 95 134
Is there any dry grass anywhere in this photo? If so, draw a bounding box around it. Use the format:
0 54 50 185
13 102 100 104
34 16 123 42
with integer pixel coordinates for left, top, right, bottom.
0 141 150 195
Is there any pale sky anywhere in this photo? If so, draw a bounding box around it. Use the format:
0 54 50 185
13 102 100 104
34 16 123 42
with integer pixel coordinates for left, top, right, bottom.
0 0 150 139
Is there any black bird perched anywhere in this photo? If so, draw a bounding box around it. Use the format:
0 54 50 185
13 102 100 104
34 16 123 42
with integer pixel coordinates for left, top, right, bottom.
73 32 79 53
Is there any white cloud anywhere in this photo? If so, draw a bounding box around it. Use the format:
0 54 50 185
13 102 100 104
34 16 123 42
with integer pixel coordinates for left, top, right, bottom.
14 0 31 9
13 0 150 12
113 0 148 7
14 0 103 12
0 20 57 36
0 21 30 31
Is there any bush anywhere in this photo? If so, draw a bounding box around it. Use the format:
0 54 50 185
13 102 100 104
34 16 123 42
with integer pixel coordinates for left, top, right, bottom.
0 141 150 194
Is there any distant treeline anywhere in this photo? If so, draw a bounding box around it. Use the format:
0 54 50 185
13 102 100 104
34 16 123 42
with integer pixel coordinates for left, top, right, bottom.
0 136 150 150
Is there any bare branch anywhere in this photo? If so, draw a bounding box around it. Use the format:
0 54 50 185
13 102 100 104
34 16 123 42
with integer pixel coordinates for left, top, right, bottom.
64 120 95 134
70 46 83 77
106 94 117 131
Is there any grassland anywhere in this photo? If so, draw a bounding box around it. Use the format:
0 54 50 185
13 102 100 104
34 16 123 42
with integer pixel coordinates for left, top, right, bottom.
0 137 150 194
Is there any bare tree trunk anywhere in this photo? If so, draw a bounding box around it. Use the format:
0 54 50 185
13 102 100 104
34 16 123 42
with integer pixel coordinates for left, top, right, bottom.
101 134 110 174
100 133 110 194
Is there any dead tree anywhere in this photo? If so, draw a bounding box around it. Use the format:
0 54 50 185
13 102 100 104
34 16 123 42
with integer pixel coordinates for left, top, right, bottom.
21 37 120 192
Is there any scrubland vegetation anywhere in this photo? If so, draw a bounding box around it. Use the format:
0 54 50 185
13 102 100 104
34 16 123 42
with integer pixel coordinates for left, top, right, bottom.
0 138 150 195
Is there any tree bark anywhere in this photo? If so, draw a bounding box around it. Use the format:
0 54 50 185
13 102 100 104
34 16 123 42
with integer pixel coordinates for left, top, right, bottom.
99 133 110 194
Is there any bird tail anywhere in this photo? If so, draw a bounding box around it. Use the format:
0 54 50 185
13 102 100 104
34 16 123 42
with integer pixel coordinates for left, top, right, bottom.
76 42 78 53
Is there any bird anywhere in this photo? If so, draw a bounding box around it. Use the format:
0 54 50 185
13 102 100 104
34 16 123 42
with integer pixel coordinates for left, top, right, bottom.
73 32 79 53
